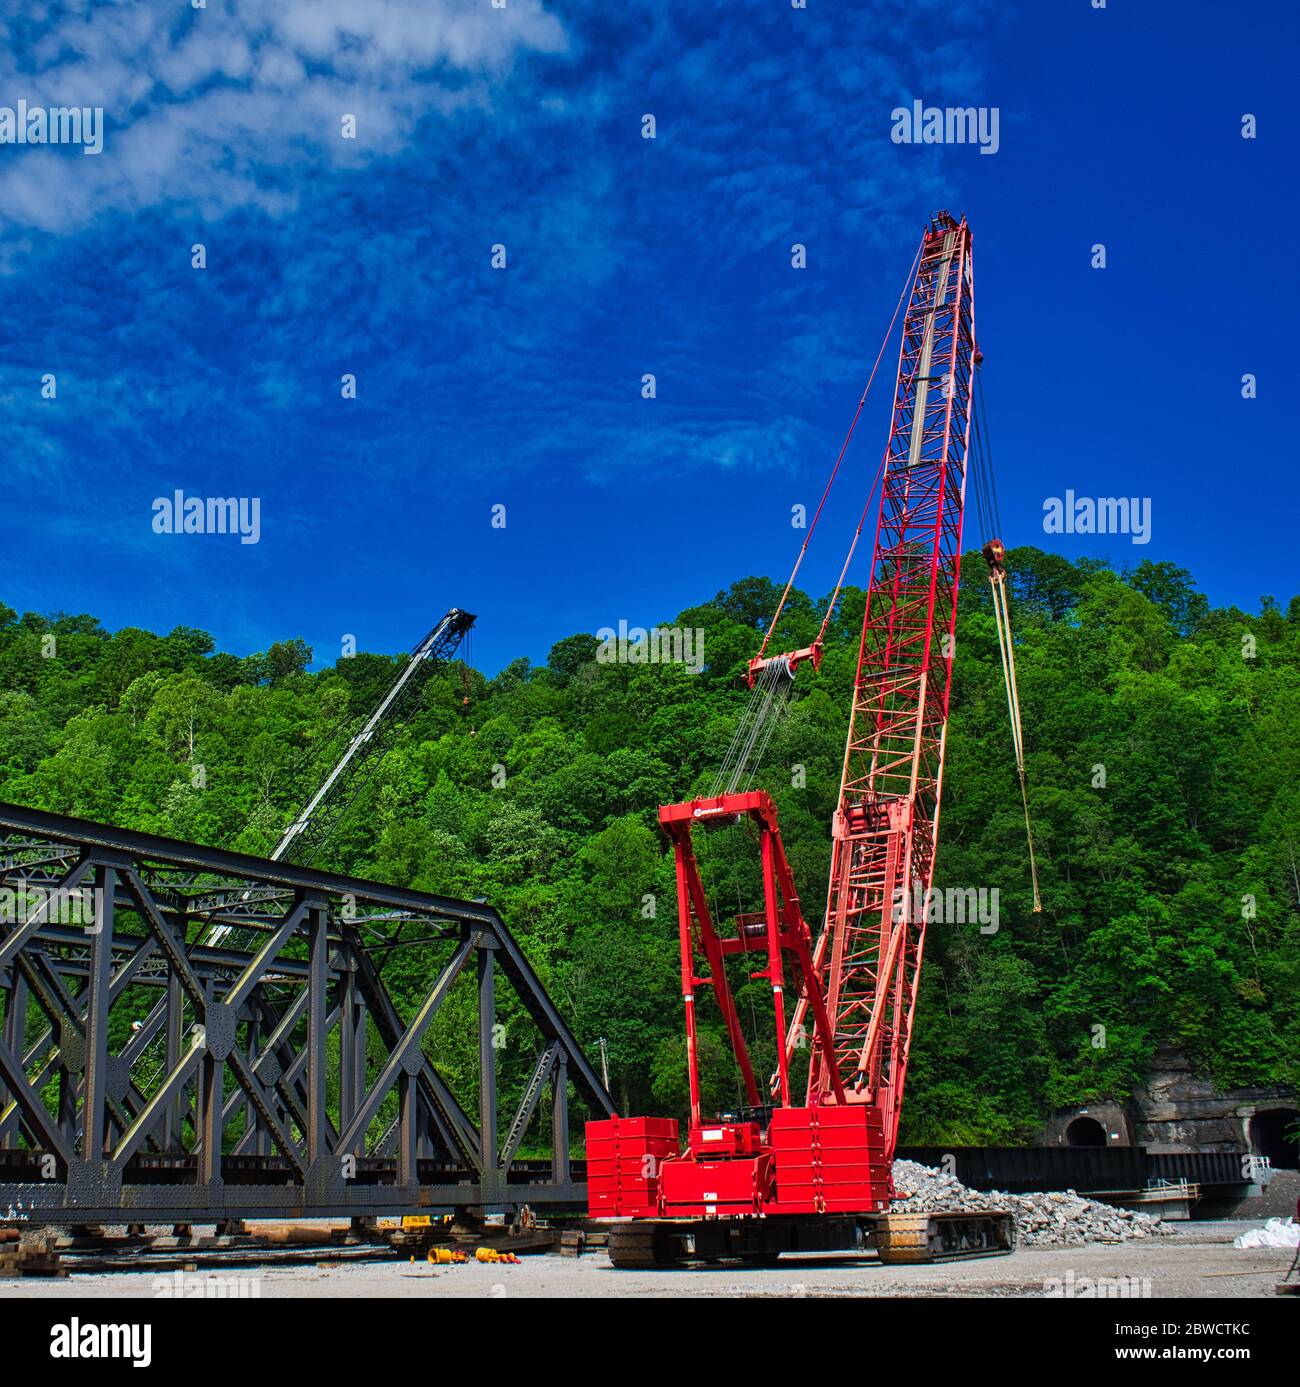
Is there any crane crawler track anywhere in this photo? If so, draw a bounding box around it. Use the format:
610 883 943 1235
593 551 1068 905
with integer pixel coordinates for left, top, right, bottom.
606 1223 669 1269
606 1209 1016 1269
875 1210 1017 1264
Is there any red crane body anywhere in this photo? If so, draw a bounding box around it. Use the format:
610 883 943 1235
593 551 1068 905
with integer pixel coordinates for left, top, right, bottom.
588 214 986 1246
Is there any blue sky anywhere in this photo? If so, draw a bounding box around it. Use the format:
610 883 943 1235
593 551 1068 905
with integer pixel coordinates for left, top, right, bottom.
1 0 1295 674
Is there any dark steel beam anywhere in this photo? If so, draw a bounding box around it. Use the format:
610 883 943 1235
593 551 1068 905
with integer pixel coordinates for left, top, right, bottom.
335 937 473 1155
0 803 498 925
500 1041 559 1170
81 864 116 1159
478 941 498 1191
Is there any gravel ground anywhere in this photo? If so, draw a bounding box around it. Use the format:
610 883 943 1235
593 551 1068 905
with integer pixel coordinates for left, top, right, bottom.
0 1220 1288 1299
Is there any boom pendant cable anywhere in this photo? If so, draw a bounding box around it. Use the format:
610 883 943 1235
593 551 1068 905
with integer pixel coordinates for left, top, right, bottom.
716 246 921 798
756 240 923 666
710 657 796 797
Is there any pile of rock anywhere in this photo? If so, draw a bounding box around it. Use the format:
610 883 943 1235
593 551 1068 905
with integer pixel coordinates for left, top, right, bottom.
891 1158 1172 1247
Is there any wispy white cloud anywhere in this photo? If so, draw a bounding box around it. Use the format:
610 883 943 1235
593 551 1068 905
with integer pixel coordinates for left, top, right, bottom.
0 0 998 512
0 0 568 232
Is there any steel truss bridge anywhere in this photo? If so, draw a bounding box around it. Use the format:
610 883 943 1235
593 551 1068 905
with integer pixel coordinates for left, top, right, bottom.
0 802 614 1224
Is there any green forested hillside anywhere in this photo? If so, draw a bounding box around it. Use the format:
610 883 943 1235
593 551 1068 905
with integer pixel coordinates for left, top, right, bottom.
2 550 1297 1145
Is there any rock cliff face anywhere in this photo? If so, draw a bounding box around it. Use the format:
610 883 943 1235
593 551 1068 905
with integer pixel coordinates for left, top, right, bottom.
1128 1046 1295 1155
1044 1046 1297 1157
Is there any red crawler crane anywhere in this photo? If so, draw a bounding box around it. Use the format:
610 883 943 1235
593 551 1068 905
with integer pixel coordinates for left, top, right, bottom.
588 213 1016 1267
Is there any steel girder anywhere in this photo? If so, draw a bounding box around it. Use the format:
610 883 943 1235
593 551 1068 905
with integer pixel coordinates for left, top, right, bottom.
0 802 614 1223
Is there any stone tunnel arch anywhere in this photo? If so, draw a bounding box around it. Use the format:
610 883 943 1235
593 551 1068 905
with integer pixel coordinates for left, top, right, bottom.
1065 1115 1107 1148
1250 1107 1300 1169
